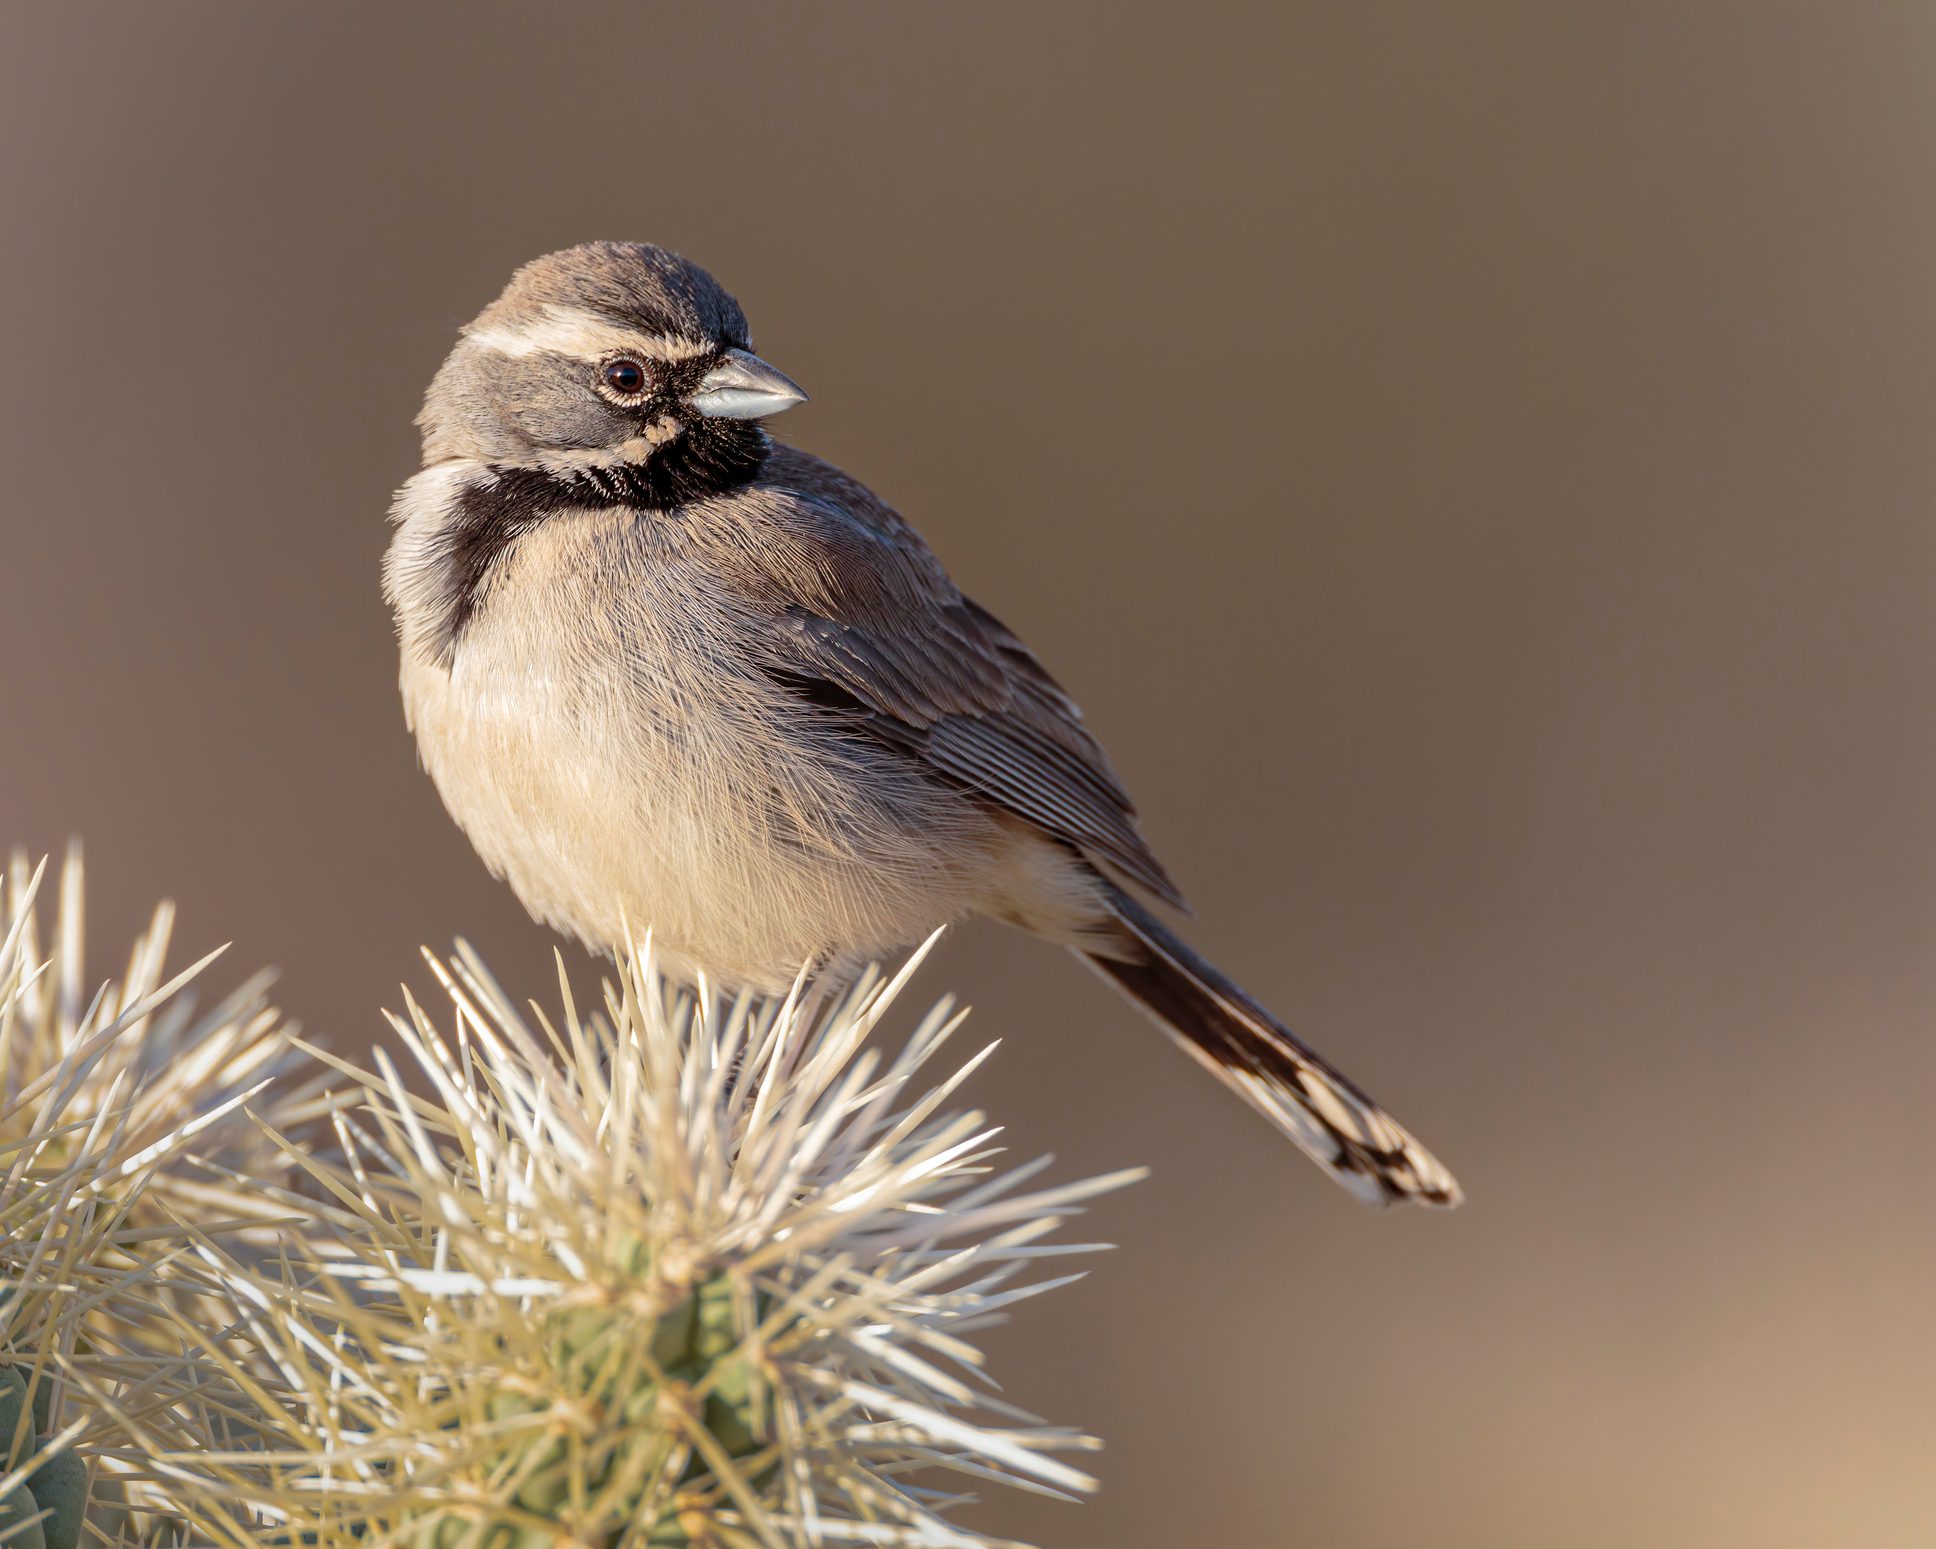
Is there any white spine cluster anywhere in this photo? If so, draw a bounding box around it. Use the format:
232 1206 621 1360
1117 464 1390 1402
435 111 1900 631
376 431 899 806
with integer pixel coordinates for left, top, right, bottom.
165 932 1139 1549
0 848 311 1549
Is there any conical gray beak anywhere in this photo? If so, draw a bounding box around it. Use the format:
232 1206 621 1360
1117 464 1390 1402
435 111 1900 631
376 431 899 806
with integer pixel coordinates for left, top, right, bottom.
690 348 807 420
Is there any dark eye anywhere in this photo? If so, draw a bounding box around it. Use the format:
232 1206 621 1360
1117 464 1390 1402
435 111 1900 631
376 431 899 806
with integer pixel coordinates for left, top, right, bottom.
602 358 649 395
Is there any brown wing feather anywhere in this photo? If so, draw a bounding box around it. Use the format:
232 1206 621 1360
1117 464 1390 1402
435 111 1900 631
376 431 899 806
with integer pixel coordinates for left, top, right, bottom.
695 448 1186 909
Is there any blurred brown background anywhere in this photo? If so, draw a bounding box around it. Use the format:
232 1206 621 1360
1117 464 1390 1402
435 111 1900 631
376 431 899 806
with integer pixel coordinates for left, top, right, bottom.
5 3 1934 1544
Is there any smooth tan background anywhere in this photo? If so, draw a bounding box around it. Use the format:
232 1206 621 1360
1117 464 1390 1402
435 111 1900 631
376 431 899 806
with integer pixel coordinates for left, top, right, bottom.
5 5 1935 1544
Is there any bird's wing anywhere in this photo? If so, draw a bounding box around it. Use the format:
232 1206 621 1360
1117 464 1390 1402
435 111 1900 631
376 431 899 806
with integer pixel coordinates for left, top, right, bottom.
692 453 1186 908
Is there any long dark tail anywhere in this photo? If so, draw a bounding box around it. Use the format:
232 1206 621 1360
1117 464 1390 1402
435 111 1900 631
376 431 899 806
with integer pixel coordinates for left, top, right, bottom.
1083 892 1460 1207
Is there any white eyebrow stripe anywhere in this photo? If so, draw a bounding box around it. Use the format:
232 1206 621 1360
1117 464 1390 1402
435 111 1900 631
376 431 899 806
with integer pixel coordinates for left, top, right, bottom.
464 305 714 362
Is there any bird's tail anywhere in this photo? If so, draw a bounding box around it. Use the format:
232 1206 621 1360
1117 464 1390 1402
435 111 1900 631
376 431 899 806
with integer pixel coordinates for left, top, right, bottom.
1082 891 1461 1208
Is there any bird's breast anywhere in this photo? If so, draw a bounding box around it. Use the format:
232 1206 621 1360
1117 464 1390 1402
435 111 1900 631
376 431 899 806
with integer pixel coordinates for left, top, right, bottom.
393 507 1002 988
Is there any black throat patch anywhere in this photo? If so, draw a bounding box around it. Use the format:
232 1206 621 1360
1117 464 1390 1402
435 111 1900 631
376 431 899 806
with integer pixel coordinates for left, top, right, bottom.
412 422 767 667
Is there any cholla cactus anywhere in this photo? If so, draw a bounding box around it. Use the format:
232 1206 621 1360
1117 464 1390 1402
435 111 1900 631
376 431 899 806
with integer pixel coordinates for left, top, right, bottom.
0 849 314 1549
165 934 1140 1549
2 849 323 1236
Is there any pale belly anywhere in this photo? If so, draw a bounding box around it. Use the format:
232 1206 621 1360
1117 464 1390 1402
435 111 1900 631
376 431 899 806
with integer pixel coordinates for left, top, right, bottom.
399 624 1009 992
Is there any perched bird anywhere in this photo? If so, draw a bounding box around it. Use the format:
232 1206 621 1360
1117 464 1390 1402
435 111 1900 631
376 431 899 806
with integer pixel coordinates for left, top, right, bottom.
385 242 1460 1207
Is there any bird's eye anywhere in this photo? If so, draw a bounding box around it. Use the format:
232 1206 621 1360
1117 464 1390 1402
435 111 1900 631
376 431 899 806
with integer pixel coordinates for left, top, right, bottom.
602 357 649 396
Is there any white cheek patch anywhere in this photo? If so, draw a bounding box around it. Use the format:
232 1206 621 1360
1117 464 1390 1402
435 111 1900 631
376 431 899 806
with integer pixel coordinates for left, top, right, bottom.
465 305 713 363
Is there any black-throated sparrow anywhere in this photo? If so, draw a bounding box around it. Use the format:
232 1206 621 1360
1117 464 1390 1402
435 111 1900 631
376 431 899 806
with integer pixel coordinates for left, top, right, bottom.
384 243 1459 1207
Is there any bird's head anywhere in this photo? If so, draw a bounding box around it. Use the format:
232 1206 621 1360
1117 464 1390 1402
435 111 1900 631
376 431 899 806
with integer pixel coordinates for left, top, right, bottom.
419 241 805 506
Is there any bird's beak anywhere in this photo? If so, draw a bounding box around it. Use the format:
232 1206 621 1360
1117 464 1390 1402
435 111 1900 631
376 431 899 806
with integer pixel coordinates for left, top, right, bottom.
690 348 807 420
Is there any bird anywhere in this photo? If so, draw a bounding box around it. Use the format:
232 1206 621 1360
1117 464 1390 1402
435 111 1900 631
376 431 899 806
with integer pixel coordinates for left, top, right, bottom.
384 241 1460 1208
